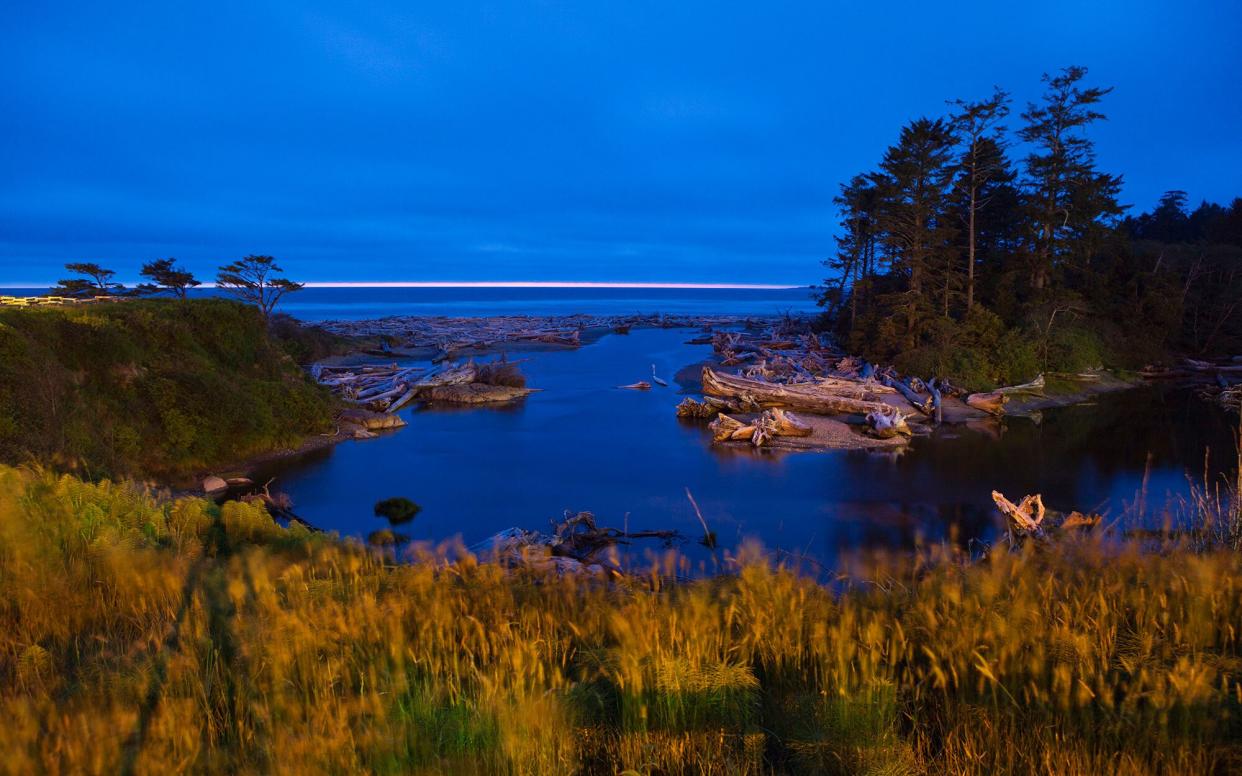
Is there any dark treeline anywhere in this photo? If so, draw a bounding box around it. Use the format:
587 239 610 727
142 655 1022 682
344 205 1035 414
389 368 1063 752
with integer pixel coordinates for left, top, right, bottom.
820 65 1242 389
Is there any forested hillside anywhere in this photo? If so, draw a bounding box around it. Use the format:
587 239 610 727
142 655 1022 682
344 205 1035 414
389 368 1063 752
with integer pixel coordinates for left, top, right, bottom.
820 66 1242 389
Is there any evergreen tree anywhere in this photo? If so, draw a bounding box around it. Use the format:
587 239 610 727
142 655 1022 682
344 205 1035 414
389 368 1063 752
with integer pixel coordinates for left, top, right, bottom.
1019 66 1123 292
949 88 1011 313
136 258 201 298
53 262 123 297
216 255 304 320
872 117 958 349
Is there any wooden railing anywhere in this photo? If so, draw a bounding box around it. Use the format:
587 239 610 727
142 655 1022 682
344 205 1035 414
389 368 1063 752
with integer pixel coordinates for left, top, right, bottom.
0 295 125 308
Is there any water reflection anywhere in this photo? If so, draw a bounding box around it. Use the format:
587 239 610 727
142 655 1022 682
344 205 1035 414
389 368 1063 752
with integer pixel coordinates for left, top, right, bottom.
259 328 1236 566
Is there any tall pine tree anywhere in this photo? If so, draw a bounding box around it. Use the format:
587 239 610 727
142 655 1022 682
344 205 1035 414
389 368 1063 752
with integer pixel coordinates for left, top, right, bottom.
1020 66 1123 292
949 88 1011 314
872 117 958 349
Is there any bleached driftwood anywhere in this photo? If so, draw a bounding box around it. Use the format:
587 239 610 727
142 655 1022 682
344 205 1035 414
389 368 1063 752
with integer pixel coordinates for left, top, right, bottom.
702 367 896 417
992 490 1102 539
993 374 1046 396
883 375 932 416
866 408 911 439
707 408 814 448
966 391 1008 416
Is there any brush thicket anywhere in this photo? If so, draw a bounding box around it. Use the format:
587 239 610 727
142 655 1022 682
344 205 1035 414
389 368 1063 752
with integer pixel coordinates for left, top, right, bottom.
0 464 1239 775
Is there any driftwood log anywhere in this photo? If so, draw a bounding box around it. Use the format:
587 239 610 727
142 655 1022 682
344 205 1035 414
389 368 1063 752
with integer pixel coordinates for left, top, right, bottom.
883 375 932 415
708 408 814 448
702 367 894 417
472 511 682 577
966 391 1008 416
993 373 1046 396
866 409 911 438
992 490 1102 539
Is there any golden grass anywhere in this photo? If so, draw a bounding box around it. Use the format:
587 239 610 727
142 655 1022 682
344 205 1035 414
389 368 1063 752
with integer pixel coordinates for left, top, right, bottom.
0 464 1239 775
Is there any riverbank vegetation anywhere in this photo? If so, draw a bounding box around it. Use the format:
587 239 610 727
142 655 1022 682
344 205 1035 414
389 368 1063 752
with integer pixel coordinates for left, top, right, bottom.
820 66 1242 390
1 464 1239 775
0 299 337 481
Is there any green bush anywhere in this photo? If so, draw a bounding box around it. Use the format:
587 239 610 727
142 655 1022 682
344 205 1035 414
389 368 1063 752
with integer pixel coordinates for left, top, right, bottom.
374 497 422 525
1045 324 1106 373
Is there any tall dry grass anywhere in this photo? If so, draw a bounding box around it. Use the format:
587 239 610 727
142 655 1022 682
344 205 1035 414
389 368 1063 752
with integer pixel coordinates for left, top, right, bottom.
0 464 1240 774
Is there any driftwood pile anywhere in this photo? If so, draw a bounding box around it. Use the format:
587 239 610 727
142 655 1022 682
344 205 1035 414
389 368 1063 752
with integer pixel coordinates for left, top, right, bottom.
683 323 1043 446
313 359 532 421
1141 356 1242 414
473 511 681 577
1141 356 1242 382
317 313 767 361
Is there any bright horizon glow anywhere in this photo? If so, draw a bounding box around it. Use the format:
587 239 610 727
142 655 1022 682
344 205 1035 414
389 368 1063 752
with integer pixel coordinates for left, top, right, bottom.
300 281 803 289
1 281 807 290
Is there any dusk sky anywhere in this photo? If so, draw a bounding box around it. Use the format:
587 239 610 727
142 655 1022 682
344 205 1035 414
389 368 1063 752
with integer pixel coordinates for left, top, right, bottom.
3 1 1240 286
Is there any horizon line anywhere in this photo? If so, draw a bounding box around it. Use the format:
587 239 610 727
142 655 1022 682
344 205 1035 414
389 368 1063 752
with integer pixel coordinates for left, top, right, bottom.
1 281 810 290
302 281 806 290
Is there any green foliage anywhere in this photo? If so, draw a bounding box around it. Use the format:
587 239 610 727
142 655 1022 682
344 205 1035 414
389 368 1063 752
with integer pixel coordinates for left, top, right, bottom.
368 528 410 546
53 262 124 297
216 255 304 319
0 298 334 480
267 312 359 364
137 257 200 298
1044 324 1105 373
374 497 422 525
821 67 1242 382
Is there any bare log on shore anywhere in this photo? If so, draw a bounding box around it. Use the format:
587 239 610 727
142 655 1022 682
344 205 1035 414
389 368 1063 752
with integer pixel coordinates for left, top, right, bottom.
883 375 932 415
702 367 895 417
966 391 1008 416
707 408 814 448
993 373 1046 396
866 409 911 439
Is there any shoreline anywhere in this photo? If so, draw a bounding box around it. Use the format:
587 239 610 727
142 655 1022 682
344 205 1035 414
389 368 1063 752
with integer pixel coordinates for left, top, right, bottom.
196 313 1146 494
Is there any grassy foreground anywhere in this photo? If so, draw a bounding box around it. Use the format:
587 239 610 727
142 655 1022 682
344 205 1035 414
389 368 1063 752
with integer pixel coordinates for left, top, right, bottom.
2 467 1240 774
0 299 335 480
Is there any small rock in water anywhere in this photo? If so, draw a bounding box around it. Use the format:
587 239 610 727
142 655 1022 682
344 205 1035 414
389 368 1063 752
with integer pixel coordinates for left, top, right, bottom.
202 475 228 495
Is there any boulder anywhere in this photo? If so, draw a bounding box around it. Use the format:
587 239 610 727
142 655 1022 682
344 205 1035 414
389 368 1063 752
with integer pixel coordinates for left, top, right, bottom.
339 408 408 430
202 475 228 495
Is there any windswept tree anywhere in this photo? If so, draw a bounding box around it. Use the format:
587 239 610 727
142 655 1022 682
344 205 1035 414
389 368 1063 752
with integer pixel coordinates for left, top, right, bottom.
216 255 304 319
1020 66 1123 291
136 258 201 298
949 88 1011 313
52 262 123 297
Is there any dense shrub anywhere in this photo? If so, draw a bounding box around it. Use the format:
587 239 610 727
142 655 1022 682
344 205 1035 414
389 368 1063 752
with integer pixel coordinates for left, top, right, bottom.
0 299 334 480
0 466 1238 774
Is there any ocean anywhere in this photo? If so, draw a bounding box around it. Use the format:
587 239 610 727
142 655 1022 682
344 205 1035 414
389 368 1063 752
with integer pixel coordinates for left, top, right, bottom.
3 285 822 321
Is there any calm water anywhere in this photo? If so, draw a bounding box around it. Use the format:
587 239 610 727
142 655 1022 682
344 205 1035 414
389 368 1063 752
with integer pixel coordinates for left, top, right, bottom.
259 325 1237 567
13 286 1230 563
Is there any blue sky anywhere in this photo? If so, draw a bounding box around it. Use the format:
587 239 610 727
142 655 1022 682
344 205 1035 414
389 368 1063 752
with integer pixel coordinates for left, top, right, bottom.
2 0 1240 286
